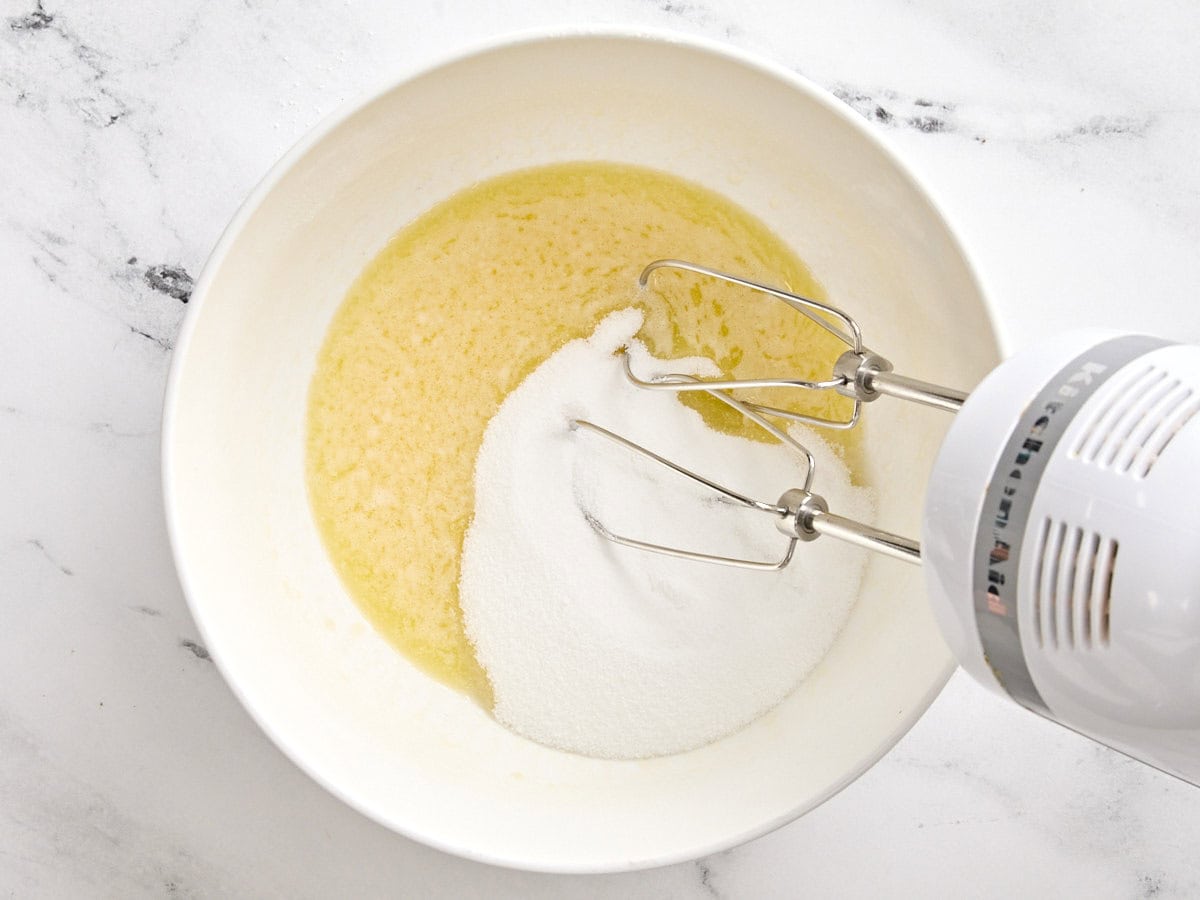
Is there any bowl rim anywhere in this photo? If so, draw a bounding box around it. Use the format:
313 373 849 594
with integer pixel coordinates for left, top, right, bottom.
161 25 999 873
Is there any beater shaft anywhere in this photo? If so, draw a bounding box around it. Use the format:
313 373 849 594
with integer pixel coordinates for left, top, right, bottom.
864 371 968 412
809 510 921 563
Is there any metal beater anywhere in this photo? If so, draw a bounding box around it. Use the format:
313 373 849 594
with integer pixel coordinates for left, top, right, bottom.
574 258 967 569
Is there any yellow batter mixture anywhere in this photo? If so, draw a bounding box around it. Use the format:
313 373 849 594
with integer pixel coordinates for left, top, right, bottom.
306 162 855 704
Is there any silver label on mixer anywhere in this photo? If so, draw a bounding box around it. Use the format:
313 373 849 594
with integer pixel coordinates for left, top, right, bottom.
972 334 1169 714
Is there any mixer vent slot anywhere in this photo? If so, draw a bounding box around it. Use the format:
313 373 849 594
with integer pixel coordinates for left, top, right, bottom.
1032 519 1117 650
1069 364 1199 478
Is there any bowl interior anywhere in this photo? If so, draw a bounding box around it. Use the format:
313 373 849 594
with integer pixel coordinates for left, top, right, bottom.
164 33 1000 871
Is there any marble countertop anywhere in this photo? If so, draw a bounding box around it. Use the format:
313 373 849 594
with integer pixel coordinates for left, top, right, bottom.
4 0 1200 896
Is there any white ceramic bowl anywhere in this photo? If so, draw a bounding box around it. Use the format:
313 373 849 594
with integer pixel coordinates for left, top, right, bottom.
163 30 1000 872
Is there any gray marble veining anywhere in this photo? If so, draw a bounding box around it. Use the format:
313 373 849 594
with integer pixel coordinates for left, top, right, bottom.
3 1 1199 896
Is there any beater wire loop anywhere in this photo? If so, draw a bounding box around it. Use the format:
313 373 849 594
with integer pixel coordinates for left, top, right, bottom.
635 259 866 428
572 419 800 570
639 259 862 350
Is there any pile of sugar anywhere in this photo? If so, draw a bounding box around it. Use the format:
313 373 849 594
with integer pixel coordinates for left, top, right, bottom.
459 309 875 759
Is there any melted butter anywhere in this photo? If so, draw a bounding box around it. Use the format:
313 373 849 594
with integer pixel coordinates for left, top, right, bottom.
306 162 857 704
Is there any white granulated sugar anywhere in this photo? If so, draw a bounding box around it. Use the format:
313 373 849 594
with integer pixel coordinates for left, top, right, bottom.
459 308 875 759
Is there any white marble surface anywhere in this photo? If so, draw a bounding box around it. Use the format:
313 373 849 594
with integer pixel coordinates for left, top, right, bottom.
3 0 1200 895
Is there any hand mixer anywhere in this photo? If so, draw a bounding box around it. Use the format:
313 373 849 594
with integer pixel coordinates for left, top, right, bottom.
577 259 1200 786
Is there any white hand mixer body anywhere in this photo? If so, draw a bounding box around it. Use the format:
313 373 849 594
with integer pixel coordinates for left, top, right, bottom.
925 330 1200 785
579 261 1200 786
